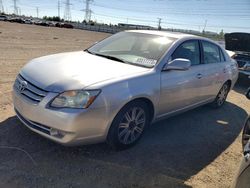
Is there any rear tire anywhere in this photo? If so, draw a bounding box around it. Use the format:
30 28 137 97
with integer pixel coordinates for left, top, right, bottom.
210 82 230 108
107 101 150 150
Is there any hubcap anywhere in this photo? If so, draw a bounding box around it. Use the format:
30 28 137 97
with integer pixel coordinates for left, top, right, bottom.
217 84 228 106
118 107 146 145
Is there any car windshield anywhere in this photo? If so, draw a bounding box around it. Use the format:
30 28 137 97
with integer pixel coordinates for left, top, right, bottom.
87 32 176 68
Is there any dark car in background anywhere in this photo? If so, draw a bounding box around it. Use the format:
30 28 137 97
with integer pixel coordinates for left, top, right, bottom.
225 33 250 78
9 17 25 24
55 22 74 29
232 86 250 188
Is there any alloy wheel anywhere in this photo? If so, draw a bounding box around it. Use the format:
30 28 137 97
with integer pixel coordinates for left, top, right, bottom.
118 107 146 145
217 84 229 106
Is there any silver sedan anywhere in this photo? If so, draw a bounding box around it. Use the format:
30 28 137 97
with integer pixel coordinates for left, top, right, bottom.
13 30 238 149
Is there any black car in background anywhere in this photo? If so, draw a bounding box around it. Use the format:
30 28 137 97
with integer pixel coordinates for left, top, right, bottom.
232 87 250 188
9 17 25 24
225 33 250 78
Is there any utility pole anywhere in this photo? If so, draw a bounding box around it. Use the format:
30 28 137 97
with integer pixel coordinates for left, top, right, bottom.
64 0 72 21
203 19 207 33
82 0 93 22
157 18 162 30
58 0 60 18
0 0 4 13
36 7 39 18
13 0 18 15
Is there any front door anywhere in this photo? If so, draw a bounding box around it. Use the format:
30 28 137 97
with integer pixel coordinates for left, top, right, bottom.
158 40 204 117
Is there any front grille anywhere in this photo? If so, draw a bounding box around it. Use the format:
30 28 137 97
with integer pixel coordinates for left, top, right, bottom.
14 74 48 104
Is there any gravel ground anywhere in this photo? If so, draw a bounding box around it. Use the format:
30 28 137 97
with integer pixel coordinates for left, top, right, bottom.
0 22 250 188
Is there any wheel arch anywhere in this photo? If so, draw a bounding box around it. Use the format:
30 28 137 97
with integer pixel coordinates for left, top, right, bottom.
225 79 232 89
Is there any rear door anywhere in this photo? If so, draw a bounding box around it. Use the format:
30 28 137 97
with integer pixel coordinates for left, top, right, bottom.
199 40 227 101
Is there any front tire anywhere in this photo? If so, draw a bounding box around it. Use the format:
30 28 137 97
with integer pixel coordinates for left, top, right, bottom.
107 101 150 150
210 82 230 108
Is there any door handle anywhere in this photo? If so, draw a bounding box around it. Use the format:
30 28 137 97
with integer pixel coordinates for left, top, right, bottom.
196 73 202 79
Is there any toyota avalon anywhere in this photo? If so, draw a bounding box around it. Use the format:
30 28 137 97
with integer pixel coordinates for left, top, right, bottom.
13 30 238 149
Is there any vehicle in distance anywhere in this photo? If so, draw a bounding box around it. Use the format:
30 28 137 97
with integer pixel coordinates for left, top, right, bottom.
13 30 238 149
225 32 250 77
0 15 7 21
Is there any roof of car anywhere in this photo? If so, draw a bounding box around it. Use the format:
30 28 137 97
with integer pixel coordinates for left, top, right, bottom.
126 30 196 39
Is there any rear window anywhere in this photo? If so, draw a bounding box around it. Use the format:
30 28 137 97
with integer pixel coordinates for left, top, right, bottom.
202 41 221 64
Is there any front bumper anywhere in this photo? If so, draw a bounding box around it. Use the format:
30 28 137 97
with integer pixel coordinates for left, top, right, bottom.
13 89 112 146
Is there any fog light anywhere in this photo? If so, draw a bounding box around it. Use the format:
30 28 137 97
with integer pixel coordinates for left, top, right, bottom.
50 128 59 136
50 128 65 138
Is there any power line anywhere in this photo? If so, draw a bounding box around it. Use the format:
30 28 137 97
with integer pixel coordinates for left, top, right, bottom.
64 0 72 21
93 12 250 30
91 2 250 18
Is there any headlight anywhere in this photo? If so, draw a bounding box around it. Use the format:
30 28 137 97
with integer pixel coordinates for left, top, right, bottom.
50 90 101 108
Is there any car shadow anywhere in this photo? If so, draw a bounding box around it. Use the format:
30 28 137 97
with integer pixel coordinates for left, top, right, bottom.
0 100 247 188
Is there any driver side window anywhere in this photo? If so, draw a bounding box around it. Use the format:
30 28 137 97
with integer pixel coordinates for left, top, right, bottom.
171 40 200 65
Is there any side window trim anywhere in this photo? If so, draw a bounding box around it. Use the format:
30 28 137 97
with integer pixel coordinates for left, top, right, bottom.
170 39 201 66
198 40 204 64
219 48 226 62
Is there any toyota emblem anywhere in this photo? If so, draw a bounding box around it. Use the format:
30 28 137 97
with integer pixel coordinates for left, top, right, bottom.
18 81 28 93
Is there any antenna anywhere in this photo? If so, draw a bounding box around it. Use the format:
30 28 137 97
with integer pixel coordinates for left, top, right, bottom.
82 0 93 22
0 0 4 13
13 0 18 15
64 0 72 21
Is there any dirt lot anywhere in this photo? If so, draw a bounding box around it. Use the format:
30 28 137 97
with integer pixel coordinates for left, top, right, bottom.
0 22 250 188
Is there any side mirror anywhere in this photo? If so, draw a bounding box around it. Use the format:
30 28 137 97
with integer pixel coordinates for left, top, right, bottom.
163 58 191 71
246 88 250 100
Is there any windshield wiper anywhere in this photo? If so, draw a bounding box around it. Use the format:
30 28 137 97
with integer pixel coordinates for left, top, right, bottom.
84 49 95 55
84 49 151 68
84 49 127 64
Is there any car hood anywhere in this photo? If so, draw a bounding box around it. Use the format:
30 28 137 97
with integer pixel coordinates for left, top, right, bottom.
225 33 250 53
20 51 149 92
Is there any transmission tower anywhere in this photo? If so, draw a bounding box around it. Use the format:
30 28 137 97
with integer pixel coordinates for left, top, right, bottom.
13 0 18 15
64 0 72 21
83 0 93 22
58 0 61 18
0 0 4 13
36 7 39 18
